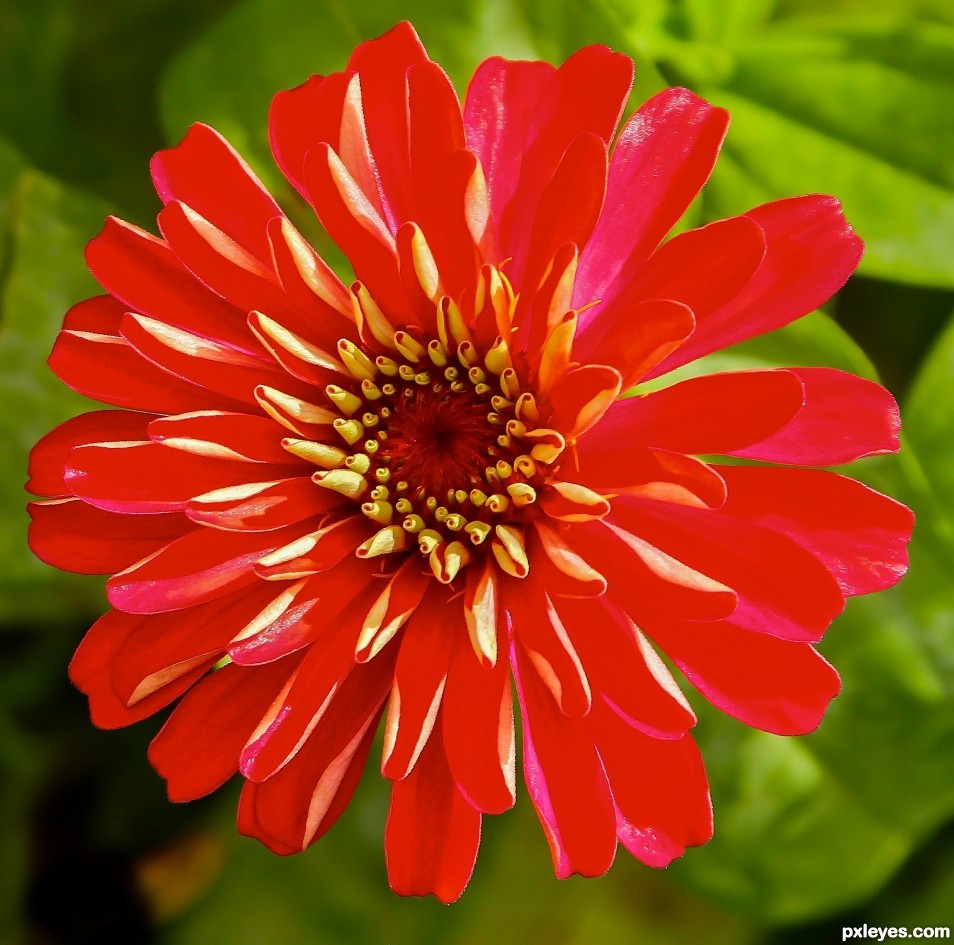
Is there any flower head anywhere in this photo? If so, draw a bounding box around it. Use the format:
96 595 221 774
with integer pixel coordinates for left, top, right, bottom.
28 22 913 902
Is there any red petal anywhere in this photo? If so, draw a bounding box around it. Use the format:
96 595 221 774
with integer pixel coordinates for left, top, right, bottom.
730 368 901 465
511 640 617 879
515 133 607 352
28 498 192 574
502 46 633 280
717 465 913 595
27 410 156 497
120 312 306 409
157 201 297 322
345 22 430 227
385 712 481 904
63 294 127 333
612 498 845 642
570 519 737 622
407 61 466 235
85 217 255 352
463 57 555 242
253 515 371 581
599 214 767 322
269 72 349 202
649 195 863 378
584 369 804 455
187 477 337 532
265 216 353 332
546 363 622 439
111 583 281 706
69 609 212 729
574 299 696 390
641 612 841 735
506 575 591 718
105 524 309 614
49 328 236 415
239 604 368 781
574 445 726 510
591 703 713 867
303 143 408 319
151 123 283 264
238 655 393 853
381 587 456 780
442 628 515 814
555 596 695 738
148 411 302 466
148 658 299 802
65 440 299 513
574 88 729 309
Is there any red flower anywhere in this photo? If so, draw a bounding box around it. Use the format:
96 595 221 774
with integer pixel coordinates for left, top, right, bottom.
28 22 913 902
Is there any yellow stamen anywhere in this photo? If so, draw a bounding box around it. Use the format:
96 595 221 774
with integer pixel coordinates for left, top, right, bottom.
325 384 363 416
281 438 347 468
356 525 408 559
313 468 368 498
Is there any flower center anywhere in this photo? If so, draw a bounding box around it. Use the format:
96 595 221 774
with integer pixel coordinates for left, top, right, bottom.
268 273 571 585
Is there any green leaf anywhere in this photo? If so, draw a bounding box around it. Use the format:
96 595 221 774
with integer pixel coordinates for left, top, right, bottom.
696 17 954 287
0 138 110 623
905 312 954 516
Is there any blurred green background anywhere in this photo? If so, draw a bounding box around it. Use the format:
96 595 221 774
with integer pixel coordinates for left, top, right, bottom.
2 0 954 942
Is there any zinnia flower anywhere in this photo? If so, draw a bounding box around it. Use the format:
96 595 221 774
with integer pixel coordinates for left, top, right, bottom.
28 22 914 902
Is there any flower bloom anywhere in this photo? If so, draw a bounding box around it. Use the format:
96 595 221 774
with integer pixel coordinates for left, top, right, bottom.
28 22 913 902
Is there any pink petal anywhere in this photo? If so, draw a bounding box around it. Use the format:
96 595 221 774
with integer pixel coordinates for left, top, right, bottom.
582 369 804 455
511 640 617 879
591 703 712 867
640 612 842 735
463 57 555 244
573 88 729 310
611 498 845 642
648 195 863 379
717 465 914 595
730 368 901 465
